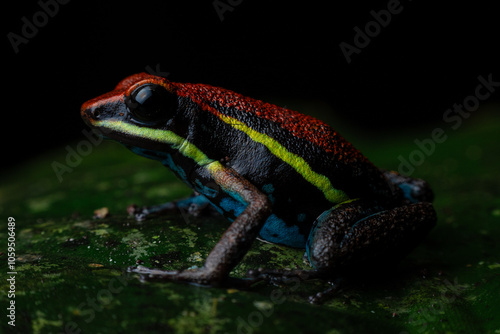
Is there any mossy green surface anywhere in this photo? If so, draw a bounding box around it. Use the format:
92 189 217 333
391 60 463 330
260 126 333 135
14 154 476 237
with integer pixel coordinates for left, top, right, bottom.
1 107 499 333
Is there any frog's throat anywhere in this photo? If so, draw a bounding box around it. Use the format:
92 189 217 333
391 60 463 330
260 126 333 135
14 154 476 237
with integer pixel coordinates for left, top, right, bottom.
93 118 349 204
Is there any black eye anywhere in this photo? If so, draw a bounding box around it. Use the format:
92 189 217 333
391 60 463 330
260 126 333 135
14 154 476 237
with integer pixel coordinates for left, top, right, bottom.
126 84 177 124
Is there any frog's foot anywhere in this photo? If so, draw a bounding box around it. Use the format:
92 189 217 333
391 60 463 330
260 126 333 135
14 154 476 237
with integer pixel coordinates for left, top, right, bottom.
246 268 320 283
382 170 434 203
127 202 176 221
128 265 257 289
246 268 344 304
127 265 180 280
307 277 345 304
127 193 218 221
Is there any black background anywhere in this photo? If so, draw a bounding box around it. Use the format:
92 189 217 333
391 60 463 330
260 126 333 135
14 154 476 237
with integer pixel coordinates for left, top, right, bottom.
4 0 499 170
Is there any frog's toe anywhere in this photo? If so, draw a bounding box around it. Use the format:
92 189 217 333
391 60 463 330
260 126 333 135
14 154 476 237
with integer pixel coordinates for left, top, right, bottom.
127 265 179 278
246 268 344 303
176 194 219 217
126 204 154 221
307 278 345 304
126 195 218 221
246 268 319 283
383 170 434 203
126 204 143 220
127 202 178 221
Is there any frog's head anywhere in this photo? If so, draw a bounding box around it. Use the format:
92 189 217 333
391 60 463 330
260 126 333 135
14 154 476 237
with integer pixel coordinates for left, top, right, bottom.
81 73 180 150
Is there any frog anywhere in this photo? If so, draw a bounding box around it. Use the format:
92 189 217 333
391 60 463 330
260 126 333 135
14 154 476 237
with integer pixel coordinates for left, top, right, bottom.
81 73 436 298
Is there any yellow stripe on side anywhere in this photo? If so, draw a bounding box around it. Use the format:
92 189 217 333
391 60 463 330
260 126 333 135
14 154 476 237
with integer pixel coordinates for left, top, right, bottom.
96 119 230 183
95 120 216 167
96 117 348 204
215 114 349 204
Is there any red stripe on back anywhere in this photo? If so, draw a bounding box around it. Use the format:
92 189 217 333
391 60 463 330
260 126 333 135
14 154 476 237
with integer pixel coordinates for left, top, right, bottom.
173 82 366 163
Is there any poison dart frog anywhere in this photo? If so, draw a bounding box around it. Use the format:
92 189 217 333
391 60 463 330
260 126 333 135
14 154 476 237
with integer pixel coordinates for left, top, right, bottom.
81 73 436 295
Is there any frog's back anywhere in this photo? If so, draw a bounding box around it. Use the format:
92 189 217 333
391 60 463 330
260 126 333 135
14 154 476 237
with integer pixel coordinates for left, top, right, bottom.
175 81 392 199
171 82 395 247
176 82 362 161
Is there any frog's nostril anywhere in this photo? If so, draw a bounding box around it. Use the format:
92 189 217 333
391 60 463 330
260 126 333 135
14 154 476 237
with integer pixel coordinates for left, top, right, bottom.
81 102 102 124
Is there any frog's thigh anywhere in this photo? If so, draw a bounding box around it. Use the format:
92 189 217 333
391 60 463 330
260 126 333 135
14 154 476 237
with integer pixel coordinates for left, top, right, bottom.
306 202 436 272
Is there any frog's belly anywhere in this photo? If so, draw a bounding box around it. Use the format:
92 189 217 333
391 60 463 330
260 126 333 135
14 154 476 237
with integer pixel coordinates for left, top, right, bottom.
213 196 314 248
259 214 307 247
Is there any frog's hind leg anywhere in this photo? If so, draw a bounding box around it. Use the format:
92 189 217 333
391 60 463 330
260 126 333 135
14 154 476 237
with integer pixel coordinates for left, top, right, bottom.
249 200 436 303
128 193 218 221
306 200 436 276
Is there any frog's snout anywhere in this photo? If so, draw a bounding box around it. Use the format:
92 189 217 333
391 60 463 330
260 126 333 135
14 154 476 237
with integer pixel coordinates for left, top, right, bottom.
81 93 127 127
80 105 94 125
80 99 103 126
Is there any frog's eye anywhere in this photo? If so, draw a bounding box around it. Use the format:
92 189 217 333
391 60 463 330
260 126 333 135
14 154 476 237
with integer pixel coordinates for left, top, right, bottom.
126 84 177 124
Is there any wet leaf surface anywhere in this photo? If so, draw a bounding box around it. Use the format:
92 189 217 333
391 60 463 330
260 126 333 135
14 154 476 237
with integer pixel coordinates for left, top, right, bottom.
1 108 499 333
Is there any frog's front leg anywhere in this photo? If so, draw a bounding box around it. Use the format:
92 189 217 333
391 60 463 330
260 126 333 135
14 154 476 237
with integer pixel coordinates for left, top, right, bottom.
129 165 272 286
128 193 217 221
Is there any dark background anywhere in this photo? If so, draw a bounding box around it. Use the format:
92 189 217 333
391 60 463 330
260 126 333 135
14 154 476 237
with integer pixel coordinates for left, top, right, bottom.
4 0 499 170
